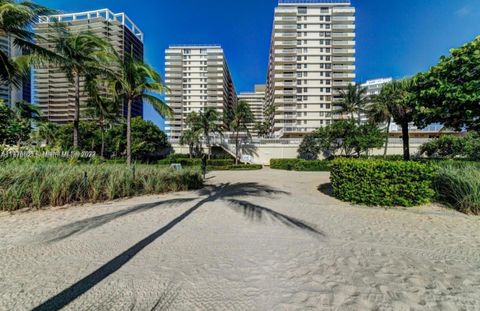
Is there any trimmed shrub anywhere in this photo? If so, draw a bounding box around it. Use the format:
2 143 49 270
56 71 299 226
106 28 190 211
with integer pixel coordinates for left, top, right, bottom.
270 159 301 170
293 160 330 171
208 164 263 171
433 164 480 215
270 159 330 171
330 159 436 207
0 163 203 211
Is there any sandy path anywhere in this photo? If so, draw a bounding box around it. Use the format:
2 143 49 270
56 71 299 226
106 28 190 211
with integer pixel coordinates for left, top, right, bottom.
0 169 479 310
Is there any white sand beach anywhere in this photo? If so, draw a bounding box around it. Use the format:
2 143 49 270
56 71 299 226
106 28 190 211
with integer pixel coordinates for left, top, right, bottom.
0 169 479 310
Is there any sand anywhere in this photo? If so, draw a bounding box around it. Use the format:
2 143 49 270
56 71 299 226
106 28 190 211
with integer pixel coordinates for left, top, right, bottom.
0 168 479 310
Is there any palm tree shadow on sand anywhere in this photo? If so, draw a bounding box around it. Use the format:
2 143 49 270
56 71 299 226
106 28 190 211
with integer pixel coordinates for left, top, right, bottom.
33 182 322 311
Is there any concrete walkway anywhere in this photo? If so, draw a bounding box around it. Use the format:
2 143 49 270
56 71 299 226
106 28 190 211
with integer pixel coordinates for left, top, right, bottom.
0 169 479 310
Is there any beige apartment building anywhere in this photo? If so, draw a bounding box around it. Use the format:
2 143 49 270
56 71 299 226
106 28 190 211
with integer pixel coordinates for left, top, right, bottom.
237 84 266 134
165 45 237 139
265 0 356 138
35 9 144 123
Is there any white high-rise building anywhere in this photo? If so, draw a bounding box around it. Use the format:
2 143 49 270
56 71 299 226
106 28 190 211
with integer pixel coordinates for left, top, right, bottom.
362 78 393 97
238 84 266 134
165 45 237 139
265 0 355 138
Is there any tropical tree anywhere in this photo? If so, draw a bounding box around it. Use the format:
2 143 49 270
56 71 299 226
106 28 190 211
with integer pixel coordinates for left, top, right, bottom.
9 100 40 149
382 79 416 161
179 128 202 158
186 108 222 159
0 0 55 85
254 121 271 138
86 79 119 157
367 89 394 158
336 83 368 123
229 101 254 164
48 26 116 149
111 54 172 165
413 36 480 132
35 121 59 147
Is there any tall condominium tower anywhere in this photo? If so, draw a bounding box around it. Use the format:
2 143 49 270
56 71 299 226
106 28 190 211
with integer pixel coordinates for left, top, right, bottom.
0 35 31 107
238 84 266 135
165 45 237 139
35 9 144 123
265 0 355 138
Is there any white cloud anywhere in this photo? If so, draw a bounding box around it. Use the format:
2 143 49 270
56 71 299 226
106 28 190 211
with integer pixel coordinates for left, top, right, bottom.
455 5 473 16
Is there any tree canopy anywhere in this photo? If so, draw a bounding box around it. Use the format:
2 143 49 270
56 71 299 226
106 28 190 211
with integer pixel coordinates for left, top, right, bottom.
413 36 480 131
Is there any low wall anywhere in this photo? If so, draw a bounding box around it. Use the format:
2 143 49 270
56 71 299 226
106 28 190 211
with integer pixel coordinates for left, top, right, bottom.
172 143 422 165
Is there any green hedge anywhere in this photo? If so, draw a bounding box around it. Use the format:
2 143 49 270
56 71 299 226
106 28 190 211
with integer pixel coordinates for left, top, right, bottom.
330 159 436 207
157 158 234 166
270 159 330 171
208 164 263 171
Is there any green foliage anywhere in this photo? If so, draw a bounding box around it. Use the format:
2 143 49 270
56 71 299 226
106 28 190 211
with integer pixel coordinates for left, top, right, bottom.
292 160 330 171
51 118 170 161
298 120 385 158
419 133 480 160
297 133 321 160
433 163 480 215
335 83 368 121
209 164 263 171
413 36 480 131
330 159 436 207
157 157 233 167
0 163 203 211
270 159 330 171
270 159 300 170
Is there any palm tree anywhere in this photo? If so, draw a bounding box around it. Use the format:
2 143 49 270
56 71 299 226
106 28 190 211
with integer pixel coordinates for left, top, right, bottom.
375 79 415 161
367 91 393 158
229 101 254 164
336 83 368 123
111 54 172 165
0 0 55 85
86 79 119 158
10 100 40 149
49 26 115 149
186 108 222 160
35 121 59 147
179 128 202 158
254 121 271 138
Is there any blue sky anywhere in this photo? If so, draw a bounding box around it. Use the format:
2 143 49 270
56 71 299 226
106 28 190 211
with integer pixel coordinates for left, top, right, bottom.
35 0 480 128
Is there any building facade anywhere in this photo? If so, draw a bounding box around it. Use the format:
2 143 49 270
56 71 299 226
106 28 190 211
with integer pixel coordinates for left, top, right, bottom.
0 35 31 107
35 9 144 123
165 45 237 139
238 84 266 134
265 0 355 138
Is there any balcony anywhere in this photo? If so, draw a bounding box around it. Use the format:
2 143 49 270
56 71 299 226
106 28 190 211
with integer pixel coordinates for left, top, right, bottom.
332 16 355 22
333 48 355 55
332 56 355 63
332 65 355 71
332 7 356 15
333 73 355 79
332 24 355 31
332 32 355 39
332 41 355 47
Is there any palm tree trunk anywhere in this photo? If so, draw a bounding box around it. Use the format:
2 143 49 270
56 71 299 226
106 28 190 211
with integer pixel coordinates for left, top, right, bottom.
384 119 391 159
205 134 211 160
235 130 240 165
401 122 410 161
73 72 80 149
126 99 132 166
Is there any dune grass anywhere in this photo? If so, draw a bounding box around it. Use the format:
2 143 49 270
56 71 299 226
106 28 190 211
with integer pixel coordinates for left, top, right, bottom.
433 163 480 215
0 162 203 211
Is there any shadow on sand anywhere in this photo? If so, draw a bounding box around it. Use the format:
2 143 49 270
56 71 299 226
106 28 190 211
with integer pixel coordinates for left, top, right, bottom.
33 182 321 311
